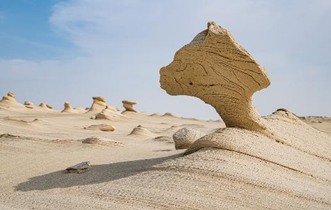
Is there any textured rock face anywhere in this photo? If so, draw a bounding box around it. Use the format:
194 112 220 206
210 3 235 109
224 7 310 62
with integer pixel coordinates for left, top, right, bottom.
88 96 107 112
160 22 270 132
122 100 137 112
173 128 206 149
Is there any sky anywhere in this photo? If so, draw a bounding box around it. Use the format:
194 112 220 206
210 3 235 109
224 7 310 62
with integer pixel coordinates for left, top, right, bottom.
0 0 330 120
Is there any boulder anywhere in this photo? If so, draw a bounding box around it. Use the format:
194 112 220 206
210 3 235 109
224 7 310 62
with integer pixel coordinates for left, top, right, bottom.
172 128 206 149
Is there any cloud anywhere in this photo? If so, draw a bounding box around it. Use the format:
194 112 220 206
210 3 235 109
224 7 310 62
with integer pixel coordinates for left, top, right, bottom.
1 0 331 119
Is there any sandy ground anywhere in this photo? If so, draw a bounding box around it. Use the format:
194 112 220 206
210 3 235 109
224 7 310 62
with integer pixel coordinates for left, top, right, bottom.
0 104 330 209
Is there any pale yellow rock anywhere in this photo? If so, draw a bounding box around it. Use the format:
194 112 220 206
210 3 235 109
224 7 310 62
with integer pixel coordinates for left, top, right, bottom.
87 96 107 112
0 92 25 108
160 21 270 132
61 102 73 113
122 100 137 112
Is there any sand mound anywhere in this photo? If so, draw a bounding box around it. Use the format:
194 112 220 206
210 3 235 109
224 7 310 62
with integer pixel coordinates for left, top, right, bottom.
150 112 162 117
163 112 176 117
122 100 137 112
93 106 127 121
39 103 49 109
82 137 122 146
83 124 115 132
153 136 173 143
0 92 24 109
87 96 107 112
129 125 156 137
173 128 206 149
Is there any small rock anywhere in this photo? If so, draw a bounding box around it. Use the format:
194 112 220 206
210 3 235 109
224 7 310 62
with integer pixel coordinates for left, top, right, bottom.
173 128 206 150
66 161 91 173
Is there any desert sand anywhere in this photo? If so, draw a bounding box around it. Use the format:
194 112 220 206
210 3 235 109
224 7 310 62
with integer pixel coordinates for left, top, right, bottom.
0 22 331 209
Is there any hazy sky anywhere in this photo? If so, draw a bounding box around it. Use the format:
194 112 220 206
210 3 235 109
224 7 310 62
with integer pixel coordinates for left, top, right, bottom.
0 0 330 120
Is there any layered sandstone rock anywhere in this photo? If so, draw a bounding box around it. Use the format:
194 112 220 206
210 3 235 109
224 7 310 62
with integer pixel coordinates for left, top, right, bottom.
160 21 270 133
122 100 137 112
87 96 107 112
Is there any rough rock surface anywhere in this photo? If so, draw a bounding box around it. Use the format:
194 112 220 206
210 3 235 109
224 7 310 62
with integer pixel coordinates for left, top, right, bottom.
87 97 107 112
122 100 137 112
65 161 91 173
173 128 206 149
160 21 270 133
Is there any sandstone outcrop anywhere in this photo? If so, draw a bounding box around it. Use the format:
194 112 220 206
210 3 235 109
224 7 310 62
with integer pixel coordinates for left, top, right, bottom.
160 21 270 133
172 128 206 149
95 106 128 121
122 100 137 112
0 92 24 108
87 96 107 112
61 102 73 113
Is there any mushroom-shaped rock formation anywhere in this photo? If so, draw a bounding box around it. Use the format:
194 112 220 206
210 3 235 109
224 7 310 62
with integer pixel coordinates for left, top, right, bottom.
160 21 270 133
61 102 73 113
87 96 107 112
122 100 137 112
0 92 25 108
173 128 206 149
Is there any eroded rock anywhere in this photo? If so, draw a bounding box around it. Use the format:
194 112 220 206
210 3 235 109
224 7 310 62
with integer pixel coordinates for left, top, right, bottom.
173 128 206 149
160 22 270 133
122 100 137 112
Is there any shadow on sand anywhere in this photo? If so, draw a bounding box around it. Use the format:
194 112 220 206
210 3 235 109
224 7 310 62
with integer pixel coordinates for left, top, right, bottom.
15 154 181 192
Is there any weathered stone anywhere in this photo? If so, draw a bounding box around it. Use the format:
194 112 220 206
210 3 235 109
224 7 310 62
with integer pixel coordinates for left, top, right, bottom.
160 22 270 133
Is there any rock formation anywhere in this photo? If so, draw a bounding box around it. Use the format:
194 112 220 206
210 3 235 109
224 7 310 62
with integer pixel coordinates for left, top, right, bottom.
61 102 73 113
95 106 128 121
173 128 206 149
160 21 270 133
65 161 91 173
122 100 137 112
24 101 33 106
87 96 107 112
46 104 53 109
39 103 49 109
0 92 24 108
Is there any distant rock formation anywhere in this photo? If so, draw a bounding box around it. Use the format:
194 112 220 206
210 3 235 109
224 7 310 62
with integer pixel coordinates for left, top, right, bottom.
46 104 53 109
39 103 49 109
122 100 137 112
61 102 73 113
87 96 107 112
24 101 33 106
160 22 270 133
95 106 128 121
0 92 24 108
173 128 206 149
